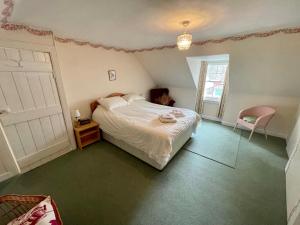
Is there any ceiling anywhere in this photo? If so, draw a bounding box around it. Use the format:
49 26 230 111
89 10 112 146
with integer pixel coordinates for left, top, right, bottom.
7 0 300 49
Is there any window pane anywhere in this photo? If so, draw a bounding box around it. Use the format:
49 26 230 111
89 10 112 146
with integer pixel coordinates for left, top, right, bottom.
206 64 227 82
207 65 217 74
214 84 224 98
204 81 215 98
204 63 228 101
204 81 224 100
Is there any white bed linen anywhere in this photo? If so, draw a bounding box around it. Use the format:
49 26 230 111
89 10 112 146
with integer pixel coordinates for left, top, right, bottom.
92 100 200 167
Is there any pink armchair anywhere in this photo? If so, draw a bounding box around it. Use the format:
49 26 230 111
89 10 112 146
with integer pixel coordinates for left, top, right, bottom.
234 106 276 141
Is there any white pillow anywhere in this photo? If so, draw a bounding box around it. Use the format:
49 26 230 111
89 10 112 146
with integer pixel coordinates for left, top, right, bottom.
123 93 145 103
97 96 128 110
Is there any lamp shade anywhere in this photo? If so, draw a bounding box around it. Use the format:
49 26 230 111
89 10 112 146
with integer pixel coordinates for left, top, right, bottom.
177 32 192 50
74 109 80 118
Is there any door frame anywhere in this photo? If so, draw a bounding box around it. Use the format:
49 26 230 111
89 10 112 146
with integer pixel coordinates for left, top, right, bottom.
0 121 20 182
0 39 76 157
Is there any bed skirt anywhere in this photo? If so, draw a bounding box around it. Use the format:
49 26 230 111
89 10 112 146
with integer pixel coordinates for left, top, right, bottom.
102 126 193 170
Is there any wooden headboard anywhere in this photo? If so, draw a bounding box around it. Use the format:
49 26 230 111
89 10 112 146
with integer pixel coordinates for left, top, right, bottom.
90 92 125 113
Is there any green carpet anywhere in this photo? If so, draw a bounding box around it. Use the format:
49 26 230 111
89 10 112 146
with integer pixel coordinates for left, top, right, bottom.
0 121 288 225
184 120 241 167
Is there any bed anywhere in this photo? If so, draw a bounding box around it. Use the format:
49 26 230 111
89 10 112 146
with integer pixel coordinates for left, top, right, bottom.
91 93 200 170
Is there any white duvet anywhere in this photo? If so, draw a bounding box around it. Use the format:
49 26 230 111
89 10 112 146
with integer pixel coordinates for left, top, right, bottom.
92 100 200 166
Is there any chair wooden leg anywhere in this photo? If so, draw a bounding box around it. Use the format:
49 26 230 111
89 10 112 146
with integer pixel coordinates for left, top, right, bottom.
249 129 255 141
264 128 268 140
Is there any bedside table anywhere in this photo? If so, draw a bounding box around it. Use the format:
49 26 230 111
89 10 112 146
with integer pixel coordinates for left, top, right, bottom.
74 121 100 150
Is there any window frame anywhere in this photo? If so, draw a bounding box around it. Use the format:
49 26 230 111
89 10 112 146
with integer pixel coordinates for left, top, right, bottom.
203 62 228 103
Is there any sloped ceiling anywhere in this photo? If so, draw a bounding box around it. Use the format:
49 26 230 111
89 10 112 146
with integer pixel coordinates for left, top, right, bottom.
135 51 230 89
5 0 300 49
135 49 195 88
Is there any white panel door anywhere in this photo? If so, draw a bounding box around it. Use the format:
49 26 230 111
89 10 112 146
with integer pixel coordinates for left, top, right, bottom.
0 47 70 169
0 119 19 182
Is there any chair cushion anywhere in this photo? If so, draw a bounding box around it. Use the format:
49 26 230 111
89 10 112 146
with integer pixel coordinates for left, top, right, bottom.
242 116 257 124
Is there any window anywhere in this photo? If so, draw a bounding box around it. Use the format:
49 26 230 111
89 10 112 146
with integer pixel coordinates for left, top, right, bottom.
204 63 228 102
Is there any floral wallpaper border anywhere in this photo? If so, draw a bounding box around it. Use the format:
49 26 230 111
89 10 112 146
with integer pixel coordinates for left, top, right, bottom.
0 0 14 23
1 0 300 53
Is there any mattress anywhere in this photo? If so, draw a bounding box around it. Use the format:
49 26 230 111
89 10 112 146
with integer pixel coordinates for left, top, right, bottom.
92 100 200 168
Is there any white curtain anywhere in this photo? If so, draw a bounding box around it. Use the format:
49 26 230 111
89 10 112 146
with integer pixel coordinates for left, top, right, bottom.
217 66 229 118
195 61 208 114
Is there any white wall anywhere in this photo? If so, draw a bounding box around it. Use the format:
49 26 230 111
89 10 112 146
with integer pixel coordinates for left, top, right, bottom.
168 87 196 110
135 33 300 138
135 49 195 88
287 105 300 157
286 104 300 225
202 101 219 120
0 29 54 46
186 58 201 87
223 94 299 138
54 42 155 118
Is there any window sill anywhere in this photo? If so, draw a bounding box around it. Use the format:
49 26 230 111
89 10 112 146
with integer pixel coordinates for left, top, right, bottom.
203 99 220 104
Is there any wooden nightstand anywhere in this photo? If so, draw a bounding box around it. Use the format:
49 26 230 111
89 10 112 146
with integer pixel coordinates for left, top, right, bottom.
74 121 100 150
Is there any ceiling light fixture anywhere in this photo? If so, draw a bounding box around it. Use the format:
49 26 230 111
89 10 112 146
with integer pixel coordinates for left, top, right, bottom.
177 21 192 50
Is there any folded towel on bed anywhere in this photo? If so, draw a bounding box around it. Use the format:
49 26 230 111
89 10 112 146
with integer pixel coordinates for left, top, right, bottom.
159 117 177 123
159 114 177 123
170 109 185 117
160 113 174 119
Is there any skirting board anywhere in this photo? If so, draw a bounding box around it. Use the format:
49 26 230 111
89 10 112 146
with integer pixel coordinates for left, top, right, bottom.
17 139 70 169
285 141 300 172
221 120 287 139
201 115 221 122
0 171 13 183
20 143 75 174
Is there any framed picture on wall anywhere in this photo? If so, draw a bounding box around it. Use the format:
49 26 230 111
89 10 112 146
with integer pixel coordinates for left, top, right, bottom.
108 70 116 81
